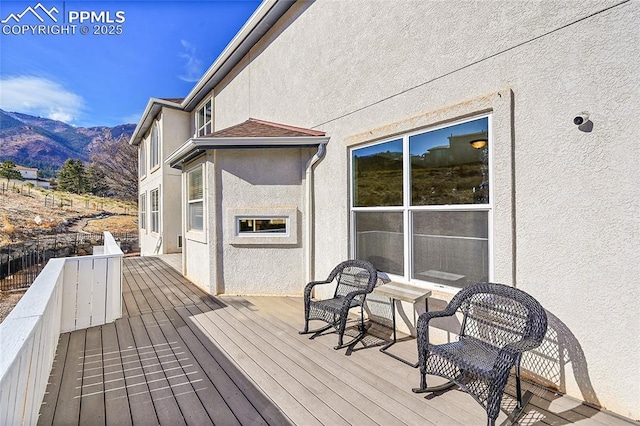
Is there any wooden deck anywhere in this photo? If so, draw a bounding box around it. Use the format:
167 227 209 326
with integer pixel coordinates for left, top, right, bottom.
38 257 633 425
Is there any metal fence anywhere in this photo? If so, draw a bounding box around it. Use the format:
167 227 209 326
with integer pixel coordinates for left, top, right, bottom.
0 232 138 291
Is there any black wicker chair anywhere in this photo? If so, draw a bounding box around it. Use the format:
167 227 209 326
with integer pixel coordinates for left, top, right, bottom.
412 282 547 426
299 260 378 350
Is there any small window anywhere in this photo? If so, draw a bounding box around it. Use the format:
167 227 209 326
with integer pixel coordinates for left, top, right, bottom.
196 98 213 136
238 218 287 235
150 188 160 233
187 165 204 231
139 193 146 230
150 122 160 169
226 207 298 245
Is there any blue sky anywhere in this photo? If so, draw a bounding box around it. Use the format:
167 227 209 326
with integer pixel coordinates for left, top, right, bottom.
0 0 260 127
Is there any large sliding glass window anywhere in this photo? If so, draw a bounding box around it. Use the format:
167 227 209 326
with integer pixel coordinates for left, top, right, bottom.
351 115 491 289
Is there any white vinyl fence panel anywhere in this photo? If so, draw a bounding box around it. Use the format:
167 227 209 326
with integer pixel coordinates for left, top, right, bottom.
0 232 123 425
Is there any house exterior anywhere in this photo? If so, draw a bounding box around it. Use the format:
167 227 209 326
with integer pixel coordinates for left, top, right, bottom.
131 0 639 420
130 98 189 255
15 165 37 180
14 165 50 189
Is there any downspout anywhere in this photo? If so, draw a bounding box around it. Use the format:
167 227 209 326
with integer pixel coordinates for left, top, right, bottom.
304 142 327 285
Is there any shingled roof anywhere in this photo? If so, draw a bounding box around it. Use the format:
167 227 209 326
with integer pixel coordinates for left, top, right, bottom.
202 118 325 138
165 118 329 169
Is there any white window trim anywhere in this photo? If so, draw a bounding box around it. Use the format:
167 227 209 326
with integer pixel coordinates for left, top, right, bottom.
139 192 147 232
150 121 161 173
150 188 160 235
195 97 213 137
185 163 206 243
139 140 147 180
226 207 298 245
349 113 494 293
235 217 289 236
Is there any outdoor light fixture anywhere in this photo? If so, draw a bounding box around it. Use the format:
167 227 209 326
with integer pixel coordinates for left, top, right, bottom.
469 139 487 149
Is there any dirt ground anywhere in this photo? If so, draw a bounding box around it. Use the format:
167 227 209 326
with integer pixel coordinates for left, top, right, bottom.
0 187 137 322
0 186 136 245
0 290 25 323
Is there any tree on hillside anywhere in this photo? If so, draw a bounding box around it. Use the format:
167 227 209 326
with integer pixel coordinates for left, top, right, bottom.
0 160 23 182
57 159 88 194
89 134 138 201
86 163 109 197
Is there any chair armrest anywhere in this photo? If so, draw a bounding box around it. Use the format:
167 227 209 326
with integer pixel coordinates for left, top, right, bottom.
416 307 458 328
303 279 333 301
342 288 372 306
492 337 543 373
502 337 543 355
415 308 459 354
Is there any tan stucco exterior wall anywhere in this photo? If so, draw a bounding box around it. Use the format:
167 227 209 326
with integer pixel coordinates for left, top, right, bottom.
209 0 639 418
138 107 190 256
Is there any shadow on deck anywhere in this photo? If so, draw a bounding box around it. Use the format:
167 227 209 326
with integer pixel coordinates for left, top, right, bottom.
38 257 634 426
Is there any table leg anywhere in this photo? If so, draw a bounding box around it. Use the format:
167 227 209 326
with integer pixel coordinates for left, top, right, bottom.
379 297 419 368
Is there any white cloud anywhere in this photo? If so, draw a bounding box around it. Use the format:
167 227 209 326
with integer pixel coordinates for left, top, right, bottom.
0 76 84 124
178 39 204 83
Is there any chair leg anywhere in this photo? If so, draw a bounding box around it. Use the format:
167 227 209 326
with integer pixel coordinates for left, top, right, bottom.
515 362 523 409
412 373 457 394
334 307 370 350
299 323 333 338
299 318 309 334
505 362 533 425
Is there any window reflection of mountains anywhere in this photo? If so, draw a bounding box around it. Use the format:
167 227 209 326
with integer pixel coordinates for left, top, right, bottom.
354 131 488 206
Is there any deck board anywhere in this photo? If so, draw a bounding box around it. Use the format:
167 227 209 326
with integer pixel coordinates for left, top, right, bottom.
100 322 133 426
51 329 85 426
38 257 636 426
79 326 106 426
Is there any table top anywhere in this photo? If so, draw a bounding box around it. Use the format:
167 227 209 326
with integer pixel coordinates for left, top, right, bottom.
374 282 432 303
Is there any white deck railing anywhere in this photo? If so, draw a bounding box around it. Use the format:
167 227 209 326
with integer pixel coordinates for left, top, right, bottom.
0 232 123 425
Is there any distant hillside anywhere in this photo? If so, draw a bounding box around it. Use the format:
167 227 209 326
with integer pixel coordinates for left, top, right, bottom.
0 109 136 175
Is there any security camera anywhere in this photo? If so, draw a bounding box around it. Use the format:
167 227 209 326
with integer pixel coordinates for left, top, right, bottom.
573 113 590 126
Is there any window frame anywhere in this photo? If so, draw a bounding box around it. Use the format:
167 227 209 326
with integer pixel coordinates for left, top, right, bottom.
236 217 289 236
150 121 160 171
195 97 213 137
186 164 204 232
139 192 147 231
349 113 494 291
150 188 160 234
139 140 146 179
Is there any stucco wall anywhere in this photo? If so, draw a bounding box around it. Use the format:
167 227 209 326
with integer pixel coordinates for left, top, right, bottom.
138 128 162 256
139 107 190 255
182 154 214 293
160 108 190 253
211 0 639 418
213 148 311 296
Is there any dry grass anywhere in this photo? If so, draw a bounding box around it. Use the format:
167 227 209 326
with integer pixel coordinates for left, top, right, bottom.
0 187 137 246
83 215 137 234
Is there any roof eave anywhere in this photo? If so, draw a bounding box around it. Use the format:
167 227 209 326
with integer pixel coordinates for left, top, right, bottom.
129 98 183 146
165 136 330 169
181 0 295 112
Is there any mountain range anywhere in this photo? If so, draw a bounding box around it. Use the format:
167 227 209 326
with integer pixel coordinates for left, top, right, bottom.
0 109 136 177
